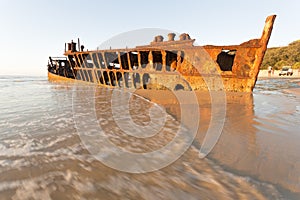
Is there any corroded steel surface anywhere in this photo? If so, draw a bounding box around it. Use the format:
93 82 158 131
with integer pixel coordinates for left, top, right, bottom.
47 15 276 92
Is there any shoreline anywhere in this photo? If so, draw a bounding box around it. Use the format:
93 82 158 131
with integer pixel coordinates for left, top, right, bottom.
258 69 300 78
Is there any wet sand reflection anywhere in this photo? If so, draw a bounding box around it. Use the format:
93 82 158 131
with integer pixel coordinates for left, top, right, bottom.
135 89 300 195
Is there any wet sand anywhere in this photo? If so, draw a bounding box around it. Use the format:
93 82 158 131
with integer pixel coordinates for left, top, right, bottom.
0 76 299 199
135 79 300 198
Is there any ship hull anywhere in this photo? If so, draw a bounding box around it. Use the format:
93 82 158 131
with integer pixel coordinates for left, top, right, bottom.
47 15 276 93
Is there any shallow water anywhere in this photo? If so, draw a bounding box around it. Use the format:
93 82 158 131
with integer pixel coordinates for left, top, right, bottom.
0 76 299 199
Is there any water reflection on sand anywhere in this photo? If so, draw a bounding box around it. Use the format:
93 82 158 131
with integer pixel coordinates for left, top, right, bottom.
0 77 299 199
136 81 300 197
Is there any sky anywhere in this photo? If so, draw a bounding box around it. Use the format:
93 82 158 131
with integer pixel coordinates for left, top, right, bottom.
0 0 299 76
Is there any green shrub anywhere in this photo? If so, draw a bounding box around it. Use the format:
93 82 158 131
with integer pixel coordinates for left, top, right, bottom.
262 40 300 69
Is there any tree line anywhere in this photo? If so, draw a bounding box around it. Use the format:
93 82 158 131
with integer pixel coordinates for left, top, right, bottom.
261 39 300 70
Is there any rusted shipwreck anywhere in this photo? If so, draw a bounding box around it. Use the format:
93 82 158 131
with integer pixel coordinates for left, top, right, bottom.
48 15 276 92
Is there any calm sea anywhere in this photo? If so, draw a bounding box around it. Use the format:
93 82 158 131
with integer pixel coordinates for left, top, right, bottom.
0 75 299 200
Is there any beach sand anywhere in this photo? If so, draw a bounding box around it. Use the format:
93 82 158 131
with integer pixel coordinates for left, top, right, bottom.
134 79 300 197
258 69 300 78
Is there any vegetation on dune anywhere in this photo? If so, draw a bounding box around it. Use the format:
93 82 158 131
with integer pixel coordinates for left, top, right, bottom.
261 40 300 70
